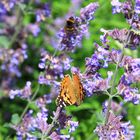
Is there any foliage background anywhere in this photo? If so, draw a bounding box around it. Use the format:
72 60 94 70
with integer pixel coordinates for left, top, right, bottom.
0 0 140 139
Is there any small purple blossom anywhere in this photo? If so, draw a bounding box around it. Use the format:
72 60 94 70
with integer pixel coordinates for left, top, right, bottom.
94 112 135 140
111 0 122 14
49 132 61 140
9 81 32 99
57 111 72 129
117 57 140 104
0 3 7 16
35 94 52 108
0 0 16 14
38 50 72 85
121 56 140 83
57 2 98 52
58 16 82 51
118 76 140 104
135 0 140 14
12 109 49 139
26 24 41 37
107 29 127 43
111 0 140 30
83 71 113 97
85 43 121 76
0 45 28 77
103 101 122 114
36 3 51 22
34 110 49 133
67 120 79 133
13 111 35 138
80 2 99 22
102 29 140 50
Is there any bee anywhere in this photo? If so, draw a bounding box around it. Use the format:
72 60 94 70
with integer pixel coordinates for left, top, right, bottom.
64 16 78 35
61 16 79 51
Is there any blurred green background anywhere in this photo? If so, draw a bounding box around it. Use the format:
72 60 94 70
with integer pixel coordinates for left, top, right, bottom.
0 0 140 139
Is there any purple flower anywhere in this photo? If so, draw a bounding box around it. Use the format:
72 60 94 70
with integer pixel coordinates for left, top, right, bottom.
135 0 140 14
126 31 140 49
57 111 72 129
100 32 109 45
103 101 122 114
111 0 122 14
13 109 49 139
35 94 52 108
57 3 98 52
13 111 35 138
67 120 79 133
9 81 32 99
121 56 140 83
36 3 51 22
118 73 140 104
122 1 132 14
26 24 40 37
38 50 72 85
34 110 49 133
118 83 140 104
85 43 115 76
0 45 28 78
49 132 61 140
111 0 132 15
0 0 16 13
110 0 140 30
80 2 99 22
0 3 6 15
107 29 127 43
103 29 140 50
83 71 113 97
94 112 134 140
58 16 82 52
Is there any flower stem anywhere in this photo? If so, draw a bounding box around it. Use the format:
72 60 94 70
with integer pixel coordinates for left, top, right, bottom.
43 106 62 138
110 48 124 95
105 96 112 124
105 47 124 124
20 84 40 121
8 6 23 48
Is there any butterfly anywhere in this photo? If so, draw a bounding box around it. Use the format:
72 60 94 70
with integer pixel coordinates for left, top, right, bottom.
56 73 85 107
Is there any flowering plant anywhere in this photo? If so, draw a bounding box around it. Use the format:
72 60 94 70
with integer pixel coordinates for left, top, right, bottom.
0 0 140 139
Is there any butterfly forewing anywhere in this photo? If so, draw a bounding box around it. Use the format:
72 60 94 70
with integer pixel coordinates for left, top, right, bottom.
72 73 85 105
56 75 76 107
56 73 85 107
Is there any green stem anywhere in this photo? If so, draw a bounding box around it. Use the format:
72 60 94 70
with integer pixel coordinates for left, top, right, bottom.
8 7 23 48
105 47 124 124
110 47 124 95
105 96 112 124
43 107 62 138
20 84 40 121
104 23 134 124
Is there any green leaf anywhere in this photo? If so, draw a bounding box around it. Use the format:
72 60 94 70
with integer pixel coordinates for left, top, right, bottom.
3 123 13 128
0 36 10 48
11 114 20 125
18 3 26 11
30 131 42 138
95 111 105 125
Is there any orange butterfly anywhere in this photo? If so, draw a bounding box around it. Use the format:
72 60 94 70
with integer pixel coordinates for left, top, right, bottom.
56 73 85 107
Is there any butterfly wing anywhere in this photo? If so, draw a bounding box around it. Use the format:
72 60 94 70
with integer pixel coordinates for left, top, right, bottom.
56 75 77 107
72 73 85 105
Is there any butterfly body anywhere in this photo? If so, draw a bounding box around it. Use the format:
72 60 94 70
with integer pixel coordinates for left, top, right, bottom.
56 73 84 107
